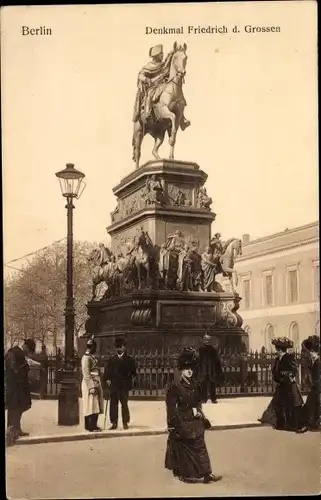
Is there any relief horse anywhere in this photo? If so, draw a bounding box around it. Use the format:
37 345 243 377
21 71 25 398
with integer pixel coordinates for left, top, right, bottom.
87 245 113 298
132 42 188 169
217 238 243 294
133 231 158 289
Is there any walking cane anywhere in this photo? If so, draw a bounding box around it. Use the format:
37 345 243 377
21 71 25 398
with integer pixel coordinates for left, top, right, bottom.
103 389 109 430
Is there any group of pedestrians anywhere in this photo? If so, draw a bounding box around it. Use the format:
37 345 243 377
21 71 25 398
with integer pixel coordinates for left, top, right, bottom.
81 336 137 431
81 333 223 433
80 333 224 485
259 335 320 433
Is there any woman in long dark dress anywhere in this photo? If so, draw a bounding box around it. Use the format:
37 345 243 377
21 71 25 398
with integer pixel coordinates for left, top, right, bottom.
258 396 276 426
300 335 320 432
269 337 304 432
165 347 222 484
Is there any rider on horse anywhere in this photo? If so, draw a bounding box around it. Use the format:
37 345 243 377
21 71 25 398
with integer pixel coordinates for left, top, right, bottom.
133 44 191 130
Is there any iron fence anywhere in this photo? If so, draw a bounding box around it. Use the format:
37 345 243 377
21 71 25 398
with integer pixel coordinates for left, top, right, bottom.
25 349 311 399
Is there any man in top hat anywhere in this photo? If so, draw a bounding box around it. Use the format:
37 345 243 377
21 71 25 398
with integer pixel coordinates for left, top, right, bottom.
103 337 136 430
271 336 304 432
196 334 223 404
300 335 320 431
133 44 191 129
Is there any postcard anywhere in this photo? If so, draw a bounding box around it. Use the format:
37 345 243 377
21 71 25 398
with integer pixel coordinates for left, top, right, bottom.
2 2 319 498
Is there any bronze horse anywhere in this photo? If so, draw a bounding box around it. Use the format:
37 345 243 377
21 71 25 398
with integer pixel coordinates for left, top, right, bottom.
216 238 242 293
132 42 189 169
133 230 158 289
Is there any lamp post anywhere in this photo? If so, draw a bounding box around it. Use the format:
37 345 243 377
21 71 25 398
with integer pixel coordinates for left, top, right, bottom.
55 163 86 425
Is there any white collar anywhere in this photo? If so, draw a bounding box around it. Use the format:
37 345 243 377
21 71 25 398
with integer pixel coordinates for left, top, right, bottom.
117 352 124 358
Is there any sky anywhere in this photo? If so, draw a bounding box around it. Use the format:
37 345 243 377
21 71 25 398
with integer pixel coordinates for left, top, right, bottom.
2 2 318 269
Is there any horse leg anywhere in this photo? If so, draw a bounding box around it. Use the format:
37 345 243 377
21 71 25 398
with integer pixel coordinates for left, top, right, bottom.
169 107 183 159
155 105 177 158
132 121 144 169
152 131 166 160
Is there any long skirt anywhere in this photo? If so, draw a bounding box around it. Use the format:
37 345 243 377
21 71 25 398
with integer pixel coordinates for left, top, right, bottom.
301 390 320 428
165 431 212 479
259 398 276 426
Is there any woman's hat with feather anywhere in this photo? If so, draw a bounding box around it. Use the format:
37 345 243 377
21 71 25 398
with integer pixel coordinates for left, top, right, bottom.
271 336 293 350
177 346 198 370
302 335 320 353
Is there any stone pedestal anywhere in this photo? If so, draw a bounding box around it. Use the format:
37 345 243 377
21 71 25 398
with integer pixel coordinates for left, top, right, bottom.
83 159 249 355
81 290 248 355
107 159 216 255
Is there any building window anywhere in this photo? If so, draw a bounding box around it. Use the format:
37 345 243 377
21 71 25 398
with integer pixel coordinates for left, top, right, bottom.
265 323 274 347
289 322 300 350
288 269 298 304
243 279 251 309
263 274 273 306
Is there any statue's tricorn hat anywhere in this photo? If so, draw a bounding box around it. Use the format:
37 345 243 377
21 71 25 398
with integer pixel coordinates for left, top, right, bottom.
177 346 198 370
149 44 163 57
302 335 320 353
271 336 293 349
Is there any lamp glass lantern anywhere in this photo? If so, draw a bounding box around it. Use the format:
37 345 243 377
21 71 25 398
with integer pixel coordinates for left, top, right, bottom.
55 163 86 199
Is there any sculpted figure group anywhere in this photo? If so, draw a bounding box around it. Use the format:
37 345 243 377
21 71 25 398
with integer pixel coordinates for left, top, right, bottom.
88 229 242 301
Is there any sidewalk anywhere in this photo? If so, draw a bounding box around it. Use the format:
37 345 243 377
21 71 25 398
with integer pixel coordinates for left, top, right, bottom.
5 396 281 445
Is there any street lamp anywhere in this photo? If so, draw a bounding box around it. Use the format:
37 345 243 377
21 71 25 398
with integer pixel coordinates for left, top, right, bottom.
55 163 86 425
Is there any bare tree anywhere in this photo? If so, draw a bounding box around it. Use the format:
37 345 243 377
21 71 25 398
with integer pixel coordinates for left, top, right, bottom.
4 240 96 352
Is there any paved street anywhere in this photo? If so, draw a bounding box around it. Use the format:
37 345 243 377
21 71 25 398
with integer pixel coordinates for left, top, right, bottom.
6 427 320 498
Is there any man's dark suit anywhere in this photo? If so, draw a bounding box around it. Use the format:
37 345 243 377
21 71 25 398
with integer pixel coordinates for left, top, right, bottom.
103 353 136 427
196 345 223 403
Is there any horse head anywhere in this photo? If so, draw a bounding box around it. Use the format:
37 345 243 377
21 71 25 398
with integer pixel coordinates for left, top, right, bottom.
171 42 188 81
233 239 242 257
224 238 242 259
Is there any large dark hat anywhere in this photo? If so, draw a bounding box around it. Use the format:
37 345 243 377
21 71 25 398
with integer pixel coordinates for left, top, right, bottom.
177 346 198 370
115 337 126 349
302 335 320 352
271 336 293 349
23 338 36 352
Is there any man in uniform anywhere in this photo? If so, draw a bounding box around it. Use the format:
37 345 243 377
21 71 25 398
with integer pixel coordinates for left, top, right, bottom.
133 44 191 130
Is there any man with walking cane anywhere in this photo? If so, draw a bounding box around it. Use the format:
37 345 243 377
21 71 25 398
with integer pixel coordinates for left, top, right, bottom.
103 337 137 430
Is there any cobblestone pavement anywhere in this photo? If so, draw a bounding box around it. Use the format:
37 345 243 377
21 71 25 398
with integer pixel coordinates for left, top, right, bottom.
6 427 320 498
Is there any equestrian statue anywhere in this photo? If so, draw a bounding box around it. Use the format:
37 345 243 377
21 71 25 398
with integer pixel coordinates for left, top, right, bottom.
132 42 191 169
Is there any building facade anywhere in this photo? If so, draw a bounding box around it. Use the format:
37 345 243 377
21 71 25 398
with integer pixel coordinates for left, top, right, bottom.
221 222 319 351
